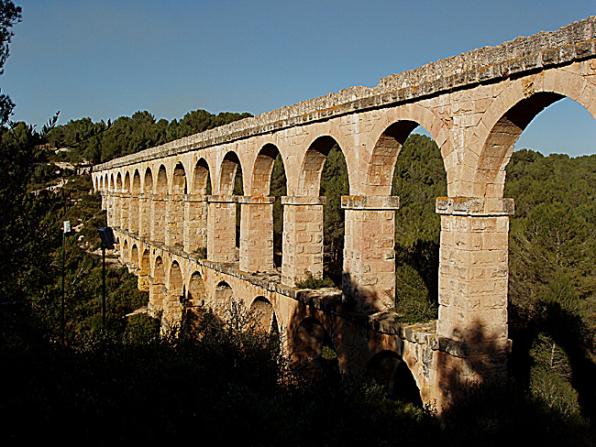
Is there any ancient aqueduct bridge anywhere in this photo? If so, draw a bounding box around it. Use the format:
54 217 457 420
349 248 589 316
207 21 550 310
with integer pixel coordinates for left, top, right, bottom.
92 17 595 409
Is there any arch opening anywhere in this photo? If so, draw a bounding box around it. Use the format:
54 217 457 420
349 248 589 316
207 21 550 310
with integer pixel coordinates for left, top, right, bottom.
187 271 207 308
214 281 234 318
299 136 349 287
140 249 150 276
389 127 446 322
132 171 141 193
151 256 166 314
187 158 211 257
219 152 244 250
122 239 129 262
122 172 131 231
140 169 153 239
115 173 123 228
220 151 243 196
143 169 153 195
292 317 339 379
366 350 422 406
249 297 278 335
477 92 563 198
169 163 187 247
153 165 168 243
162 261 184 333
181 271 208 336
193 158 212 195
131 170 141 234
252 144 287 269
123 172 130 193
130 244 139 268
172 163 187 195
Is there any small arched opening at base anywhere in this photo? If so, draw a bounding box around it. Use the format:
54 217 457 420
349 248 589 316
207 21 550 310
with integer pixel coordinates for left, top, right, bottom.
181 271 208 334
292 316 339 379
213 281 234 319
366 350 422 406
249 296 279 335
122 239 129 262
188 271 207 307
130 244 138 267
151 256 166 313
162 261 184 333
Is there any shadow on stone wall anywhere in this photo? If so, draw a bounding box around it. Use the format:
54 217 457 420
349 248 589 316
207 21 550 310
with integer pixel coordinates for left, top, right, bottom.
287 272 425 406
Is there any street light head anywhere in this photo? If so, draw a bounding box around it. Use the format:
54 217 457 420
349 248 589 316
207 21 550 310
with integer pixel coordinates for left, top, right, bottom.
97 227 115 249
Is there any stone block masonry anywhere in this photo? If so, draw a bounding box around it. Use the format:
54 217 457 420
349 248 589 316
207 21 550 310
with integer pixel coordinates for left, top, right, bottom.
92 17 595 411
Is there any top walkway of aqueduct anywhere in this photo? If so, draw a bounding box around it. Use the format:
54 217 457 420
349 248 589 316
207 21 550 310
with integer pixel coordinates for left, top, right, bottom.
95 16 595 171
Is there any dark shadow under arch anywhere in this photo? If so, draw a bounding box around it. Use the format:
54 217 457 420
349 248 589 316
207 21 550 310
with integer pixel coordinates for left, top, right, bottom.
193 158 212 195
366 350 423 406
249 296 278 334
292 316 339 380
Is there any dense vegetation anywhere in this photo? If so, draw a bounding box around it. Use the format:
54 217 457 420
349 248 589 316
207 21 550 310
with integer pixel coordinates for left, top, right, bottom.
3 116 593 444
46 108 252 164
1 2 594 444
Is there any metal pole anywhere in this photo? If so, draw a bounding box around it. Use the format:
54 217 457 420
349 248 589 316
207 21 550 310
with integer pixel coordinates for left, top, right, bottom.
61 231 65 345
102 246 106 330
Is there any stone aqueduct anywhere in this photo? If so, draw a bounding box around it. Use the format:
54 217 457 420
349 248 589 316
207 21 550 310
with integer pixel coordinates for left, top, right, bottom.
92 18 595 408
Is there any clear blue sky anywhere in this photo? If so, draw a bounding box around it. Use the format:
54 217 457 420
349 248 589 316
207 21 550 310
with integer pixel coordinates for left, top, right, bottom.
1 0 594 156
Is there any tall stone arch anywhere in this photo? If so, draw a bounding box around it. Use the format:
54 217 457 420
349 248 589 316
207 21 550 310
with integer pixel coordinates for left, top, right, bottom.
281 136 350 286
114 173 123 229
152 165 168 243
166 163 187 247
130 170 141 234
184 158 211 255
470 68 596 199
207 151 244 263
239 144 288 273
218 150 244 195
122 171 131 231
140 168 153 239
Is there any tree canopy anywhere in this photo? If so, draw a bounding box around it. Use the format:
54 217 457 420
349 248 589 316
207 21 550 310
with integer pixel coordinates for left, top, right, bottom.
0 0 21 124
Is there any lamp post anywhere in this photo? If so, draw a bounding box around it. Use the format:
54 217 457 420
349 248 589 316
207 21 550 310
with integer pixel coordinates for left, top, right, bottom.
97 227 115 331
61 220 71 345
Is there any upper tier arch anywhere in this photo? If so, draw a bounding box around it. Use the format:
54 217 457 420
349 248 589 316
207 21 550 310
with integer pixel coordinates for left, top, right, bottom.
468 69 596 198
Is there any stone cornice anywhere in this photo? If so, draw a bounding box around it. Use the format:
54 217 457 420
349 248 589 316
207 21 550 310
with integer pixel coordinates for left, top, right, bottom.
94 17 595 172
